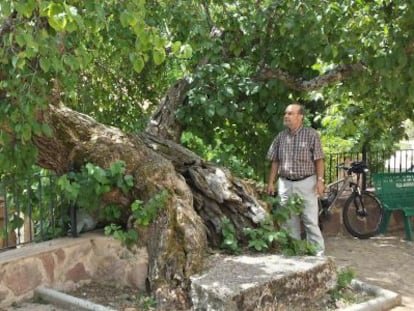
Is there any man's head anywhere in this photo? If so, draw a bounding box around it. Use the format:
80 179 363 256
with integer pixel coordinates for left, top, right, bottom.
283 103 304 131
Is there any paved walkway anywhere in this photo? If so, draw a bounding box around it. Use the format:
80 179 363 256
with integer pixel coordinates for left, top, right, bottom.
325 230 414 310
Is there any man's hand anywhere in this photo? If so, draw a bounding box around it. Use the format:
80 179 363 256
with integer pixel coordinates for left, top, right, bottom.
315 181 325 196
267 184 276 196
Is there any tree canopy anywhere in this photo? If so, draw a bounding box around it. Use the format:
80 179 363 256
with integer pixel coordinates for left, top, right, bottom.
3 1 414 308
1 0 414 177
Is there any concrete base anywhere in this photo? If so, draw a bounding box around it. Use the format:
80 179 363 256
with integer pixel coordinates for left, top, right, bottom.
343 279 402 311
190 254 337 311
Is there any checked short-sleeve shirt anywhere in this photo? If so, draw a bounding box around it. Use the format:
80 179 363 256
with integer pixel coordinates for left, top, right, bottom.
266 126 324 179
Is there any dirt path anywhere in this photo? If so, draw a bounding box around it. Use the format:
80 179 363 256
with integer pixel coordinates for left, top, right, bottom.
325 230 414 310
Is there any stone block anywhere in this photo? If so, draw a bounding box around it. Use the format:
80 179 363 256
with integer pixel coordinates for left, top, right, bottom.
190 254 336 311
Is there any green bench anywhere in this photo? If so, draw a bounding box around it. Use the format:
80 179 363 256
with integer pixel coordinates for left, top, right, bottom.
373 172 414 241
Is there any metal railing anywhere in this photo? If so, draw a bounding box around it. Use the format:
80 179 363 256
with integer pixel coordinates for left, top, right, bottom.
324 149 414 189
0 173 75 251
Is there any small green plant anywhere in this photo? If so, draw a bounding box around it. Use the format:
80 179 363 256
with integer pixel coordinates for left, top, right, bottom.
265 194 317 255
136 293 158 310
220 217 241 254
100 203 122 220
104 224 139 249
330 267 356 301
243 217 278 252
57 161 134 211
131 189 169 226
104 189 169 248
279 232 318 256
221 194 319 255
267 194 304 225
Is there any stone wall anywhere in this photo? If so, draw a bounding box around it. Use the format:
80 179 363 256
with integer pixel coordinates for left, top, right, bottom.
0 232 148 308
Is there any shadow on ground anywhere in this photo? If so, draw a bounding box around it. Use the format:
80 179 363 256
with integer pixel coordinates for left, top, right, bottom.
325 230 414 311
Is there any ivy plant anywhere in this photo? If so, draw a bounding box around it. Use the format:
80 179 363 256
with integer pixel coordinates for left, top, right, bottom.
220 217 241 254
57 161 134 212
221 193 318 255
104 189 169 248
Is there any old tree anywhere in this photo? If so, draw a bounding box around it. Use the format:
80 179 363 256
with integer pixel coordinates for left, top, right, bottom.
2 1 414 309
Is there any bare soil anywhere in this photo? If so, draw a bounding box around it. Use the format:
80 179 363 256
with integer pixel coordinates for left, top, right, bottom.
324 229 414 311
64 282 153 310
63 278 372 311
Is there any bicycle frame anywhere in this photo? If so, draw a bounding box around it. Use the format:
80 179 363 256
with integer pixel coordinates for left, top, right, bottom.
319 169 361 216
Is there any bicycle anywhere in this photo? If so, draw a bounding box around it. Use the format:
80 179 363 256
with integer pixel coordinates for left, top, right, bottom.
319 161 384 239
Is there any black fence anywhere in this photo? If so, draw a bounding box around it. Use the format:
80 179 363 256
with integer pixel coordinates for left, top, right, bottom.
0 174 76 251
1 148 414 251
324 149 414 188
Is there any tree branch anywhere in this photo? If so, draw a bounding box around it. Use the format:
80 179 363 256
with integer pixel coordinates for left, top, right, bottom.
0 14 16 38
254 62 368 91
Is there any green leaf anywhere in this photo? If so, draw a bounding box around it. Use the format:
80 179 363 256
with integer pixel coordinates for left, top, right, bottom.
153 47 165 65
109 161 126 176
63 55 79 70
224 86 234 97
12 55 27 69
171 41 182 54
47 3 67 31
123 175 134 188
39 57 50 73
15 0 36 18
178 44 193 59
15 33 27 47
1 1 12 16
216 105 227 117
129 53 145 73
206 105 215 117
120 11 137 27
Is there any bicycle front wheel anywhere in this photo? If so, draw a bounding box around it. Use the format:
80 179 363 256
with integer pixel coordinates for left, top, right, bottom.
342 191 384 239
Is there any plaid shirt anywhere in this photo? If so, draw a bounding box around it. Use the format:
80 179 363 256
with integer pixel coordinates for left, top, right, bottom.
266 126 324 179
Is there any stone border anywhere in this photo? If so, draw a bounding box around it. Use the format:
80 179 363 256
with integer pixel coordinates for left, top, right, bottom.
34 279 402 311
342 279 402 311
34 287 116 311
0 233 148 308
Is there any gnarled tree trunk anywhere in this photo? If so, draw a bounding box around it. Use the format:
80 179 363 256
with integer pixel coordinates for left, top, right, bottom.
33 80 268 310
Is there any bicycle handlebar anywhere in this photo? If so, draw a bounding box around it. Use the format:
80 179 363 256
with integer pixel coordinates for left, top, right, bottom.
336 161 369 174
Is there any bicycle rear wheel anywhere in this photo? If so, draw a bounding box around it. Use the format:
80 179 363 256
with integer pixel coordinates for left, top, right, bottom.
342 191 384 239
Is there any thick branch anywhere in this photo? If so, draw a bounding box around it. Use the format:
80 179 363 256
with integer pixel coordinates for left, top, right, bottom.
255 62 367 91
145 79 190 142
0 15 16 38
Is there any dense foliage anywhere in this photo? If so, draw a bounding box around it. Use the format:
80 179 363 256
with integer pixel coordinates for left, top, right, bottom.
1 1 414 178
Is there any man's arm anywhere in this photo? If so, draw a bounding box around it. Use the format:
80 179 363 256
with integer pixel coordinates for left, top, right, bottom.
267 160 279 196
315 158 325 195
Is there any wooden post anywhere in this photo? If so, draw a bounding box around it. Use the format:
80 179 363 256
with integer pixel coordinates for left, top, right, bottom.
0 198 17 249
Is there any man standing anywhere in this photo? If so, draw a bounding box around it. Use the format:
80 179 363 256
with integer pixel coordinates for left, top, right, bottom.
266 102 325 255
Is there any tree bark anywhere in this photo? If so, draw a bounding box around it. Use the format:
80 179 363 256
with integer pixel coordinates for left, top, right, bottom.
255 62 367 91
34 101 267 310
145 79 190 143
